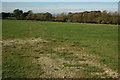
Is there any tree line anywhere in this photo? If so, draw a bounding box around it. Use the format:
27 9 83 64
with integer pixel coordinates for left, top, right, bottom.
1 9 120 24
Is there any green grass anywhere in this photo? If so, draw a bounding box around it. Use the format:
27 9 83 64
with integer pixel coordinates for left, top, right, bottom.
2 20 118 78
84 65 104 73
64 64 104 72
64 56 86 61
2 43 45 78
64 64 88 67
57 52 74 56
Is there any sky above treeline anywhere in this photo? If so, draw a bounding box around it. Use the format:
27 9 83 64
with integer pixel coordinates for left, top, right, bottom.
2 2 118 14
2 0 120 2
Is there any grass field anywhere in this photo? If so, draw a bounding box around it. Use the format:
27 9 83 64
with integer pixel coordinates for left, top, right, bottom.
2 20 118 78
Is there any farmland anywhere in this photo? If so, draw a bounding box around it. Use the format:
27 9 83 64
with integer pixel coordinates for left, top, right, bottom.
2 20 118 78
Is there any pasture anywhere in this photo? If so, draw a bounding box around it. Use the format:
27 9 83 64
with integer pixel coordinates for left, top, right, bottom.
2 20 118 78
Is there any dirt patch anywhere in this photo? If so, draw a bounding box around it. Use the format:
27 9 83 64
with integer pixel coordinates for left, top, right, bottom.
2 38 49 46
53 46 118 78
37 56 85 78
2 38 118 78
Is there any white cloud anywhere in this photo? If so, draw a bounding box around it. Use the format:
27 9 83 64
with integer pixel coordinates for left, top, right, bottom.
2 2 118 13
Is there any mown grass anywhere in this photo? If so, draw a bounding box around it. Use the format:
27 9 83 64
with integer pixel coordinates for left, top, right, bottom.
64 64 88 67
64 63 104 73
2 20 118 78
2 43 45 78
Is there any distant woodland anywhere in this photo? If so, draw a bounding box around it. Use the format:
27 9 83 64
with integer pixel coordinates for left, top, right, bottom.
1 9 120 24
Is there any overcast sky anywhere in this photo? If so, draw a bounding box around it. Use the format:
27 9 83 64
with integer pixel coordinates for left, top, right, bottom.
2 0 120 2
2 1 119 14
